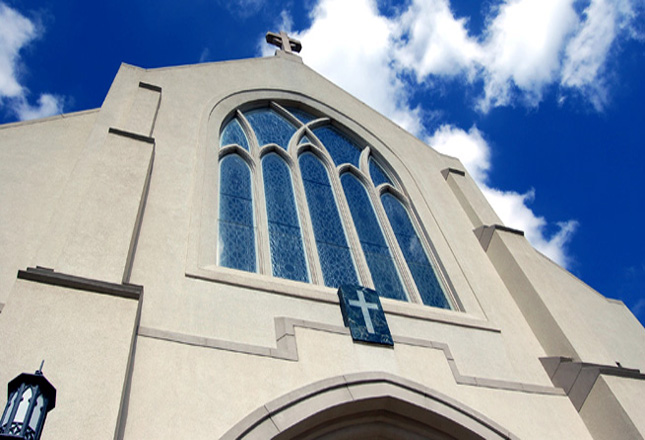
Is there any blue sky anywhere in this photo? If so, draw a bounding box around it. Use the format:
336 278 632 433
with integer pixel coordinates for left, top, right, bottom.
1 0 643 323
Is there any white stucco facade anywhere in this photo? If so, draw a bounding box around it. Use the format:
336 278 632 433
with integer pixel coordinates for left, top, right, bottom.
1 49 644 439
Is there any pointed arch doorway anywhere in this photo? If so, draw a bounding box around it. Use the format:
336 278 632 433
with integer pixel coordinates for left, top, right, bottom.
221 372 515 440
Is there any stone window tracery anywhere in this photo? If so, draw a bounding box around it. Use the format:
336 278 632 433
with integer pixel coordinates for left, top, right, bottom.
217 102 453 309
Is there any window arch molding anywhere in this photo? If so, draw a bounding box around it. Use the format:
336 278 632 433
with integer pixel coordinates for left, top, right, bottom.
189 89 470 315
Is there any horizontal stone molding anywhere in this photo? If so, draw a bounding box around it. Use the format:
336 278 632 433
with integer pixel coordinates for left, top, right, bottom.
138 81 162 93
139 317 563 396
17 266 142 300
108 127 155 144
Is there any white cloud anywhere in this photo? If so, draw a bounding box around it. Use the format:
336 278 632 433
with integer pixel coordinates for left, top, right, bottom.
263 0 641 114
0 2 63 121
482 187 578 267
478 0 579 110
0 2 36 98
560 0 640 110
393 0 481 80
287 0 424 134
427 124 490 183
13 93 64 121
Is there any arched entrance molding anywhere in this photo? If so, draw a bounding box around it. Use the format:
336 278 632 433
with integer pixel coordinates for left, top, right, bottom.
221 372 516 439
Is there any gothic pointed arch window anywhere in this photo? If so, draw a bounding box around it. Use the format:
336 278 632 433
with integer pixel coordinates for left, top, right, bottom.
216 102 455 310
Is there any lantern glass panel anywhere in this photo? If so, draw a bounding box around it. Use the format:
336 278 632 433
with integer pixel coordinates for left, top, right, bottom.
1 390 18 427
14 387 32 423
28 394 45 432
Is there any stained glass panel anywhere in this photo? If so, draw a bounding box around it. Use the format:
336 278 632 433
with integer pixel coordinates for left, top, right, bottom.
312 126 362 167
218 155 256 272
285 107 316 123
341 173 407 301
219 117 249 151
263 154 309 282
300 153 358 287
369 157 392 187
245 108 296 149
381 194 449 308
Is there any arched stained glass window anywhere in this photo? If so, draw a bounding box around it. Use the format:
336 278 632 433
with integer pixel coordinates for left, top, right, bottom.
217 154 256 272
215 101 454 310
300 153 358 287
220 117 249 151
312 126 362 168
382 194 449 308
263 153 309 282
341 173 407 301
244 108 296 149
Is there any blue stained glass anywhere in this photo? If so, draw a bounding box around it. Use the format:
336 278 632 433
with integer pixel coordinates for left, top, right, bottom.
218 155 255 272
341 173 406 301
218 223 256 272
300 153 358 287
263 154 309 282
369 158 392 187
220 118 249 151
299 135 311 145
364 253 407 301
313 126 362 167
381 194 449 308
245 108 296 149
285 107 316 123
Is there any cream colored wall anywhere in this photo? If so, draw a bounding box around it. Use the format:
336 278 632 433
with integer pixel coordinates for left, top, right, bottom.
0 280 138 440
0 111 98 304
1 53 643 439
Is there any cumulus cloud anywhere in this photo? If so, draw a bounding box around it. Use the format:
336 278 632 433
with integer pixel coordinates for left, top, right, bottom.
0 2 63 121
478 0 579 110
392 0 481 80
560 0 640 110
427 125 490 183
279 0 424 134
268 0 640 114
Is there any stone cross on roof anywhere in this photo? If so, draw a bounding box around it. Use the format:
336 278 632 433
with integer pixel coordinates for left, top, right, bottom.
266 31 302 54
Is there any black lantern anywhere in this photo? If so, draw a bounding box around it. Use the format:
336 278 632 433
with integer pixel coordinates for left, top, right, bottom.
0 362 56 440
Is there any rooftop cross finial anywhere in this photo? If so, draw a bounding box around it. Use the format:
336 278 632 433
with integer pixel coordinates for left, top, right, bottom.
266 31 302 54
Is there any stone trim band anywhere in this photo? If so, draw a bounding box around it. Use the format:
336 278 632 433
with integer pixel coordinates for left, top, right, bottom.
139 317 563 396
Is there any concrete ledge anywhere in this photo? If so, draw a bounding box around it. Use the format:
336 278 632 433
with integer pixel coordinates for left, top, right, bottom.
138 81 162 93
139 317 562 396
541 356 645 411
441 167 466 179
474 224 525 251
17 266 142 300
108 127 155 144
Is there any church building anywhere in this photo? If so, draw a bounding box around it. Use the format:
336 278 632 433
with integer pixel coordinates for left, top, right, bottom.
1 32 644 439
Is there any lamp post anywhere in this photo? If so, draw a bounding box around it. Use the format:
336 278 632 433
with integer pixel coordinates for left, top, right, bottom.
0 362 56 440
